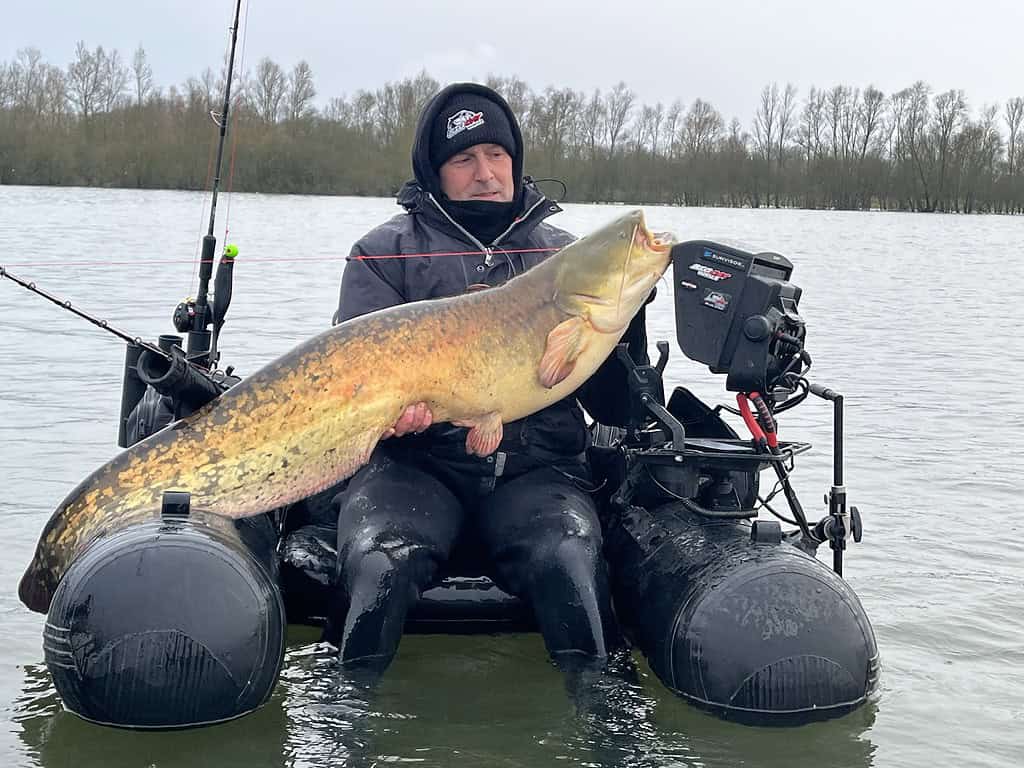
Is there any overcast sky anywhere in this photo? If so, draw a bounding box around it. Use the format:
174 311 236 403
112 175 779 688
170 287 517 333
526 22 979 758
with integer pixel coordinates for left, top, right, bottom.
5 0 1024 125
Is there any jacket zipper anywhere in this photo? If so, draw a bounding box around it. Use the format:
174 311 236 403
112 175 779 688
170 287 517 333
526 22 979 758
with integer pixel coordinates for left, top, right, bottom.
427 192 492 264
491 196 548 247
427 192 550 267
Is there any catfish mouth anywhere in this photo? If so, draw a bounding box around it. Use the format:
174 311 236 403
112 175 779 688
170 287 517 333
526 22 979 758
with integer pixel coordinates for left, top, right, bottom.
607 222 672 325
580 242 670 335
558 214 674 334
634 225 674 255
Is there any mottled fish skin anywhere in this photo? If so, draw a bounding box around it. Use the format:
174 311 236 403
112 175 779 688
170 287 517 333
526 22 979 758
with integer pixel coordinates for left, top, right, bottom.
19 209 674 614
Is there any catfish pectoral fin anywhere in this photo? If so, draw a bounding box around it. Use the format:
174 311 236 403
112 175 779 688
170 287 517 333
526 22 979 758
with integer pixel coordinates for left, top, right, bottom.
538 316 589 388
456 412 503 457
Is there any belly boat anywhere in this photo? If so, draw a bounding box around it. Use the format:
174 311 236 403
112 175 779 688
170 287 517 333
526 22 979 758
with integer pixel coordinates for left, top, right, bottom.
35 239 879 728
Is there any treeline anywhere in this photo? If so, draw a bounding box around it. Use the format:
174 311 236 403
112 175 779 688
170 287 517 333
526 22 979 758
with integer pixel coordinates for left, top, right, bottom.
2 44 1024 213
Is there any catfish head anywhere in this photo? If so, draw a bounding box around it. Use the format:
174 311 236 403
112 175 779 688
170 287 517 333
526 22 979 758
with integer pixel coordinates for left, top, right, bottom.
552 209 674 334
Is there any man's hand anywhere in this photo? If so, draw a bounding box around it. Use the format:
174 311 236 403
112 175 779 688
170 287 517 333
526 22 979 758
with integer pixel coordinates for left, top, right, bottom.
382 402 433 439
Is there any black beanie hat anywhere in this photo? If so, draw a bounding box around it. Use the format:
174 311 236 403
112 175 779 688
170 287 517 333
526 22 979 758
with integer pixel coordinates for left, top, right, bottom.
429 91 517 171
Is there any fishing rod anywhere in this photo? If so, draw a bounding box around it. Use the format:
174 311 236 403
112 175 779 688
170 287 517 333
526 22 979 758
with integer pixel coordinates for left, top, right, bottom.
0 266 170 361
0 264 225 448
107 0 248 446
1 3 245 361
184 0 244 370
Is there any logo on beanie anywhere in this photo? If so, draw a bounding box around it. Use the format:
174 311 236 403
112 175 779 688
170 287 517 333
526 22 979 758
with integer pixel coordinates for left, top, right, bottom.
446 109 485 140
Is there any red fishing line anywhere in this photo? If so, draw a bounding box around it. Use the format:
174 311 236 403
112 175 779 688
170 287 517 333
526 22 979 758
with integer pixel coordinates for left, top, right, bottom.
3 246 563 269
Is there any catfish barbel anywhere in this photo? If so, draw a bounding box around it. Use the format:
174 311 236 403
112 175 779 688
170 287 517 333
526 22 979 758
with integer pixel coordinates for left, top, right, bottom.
19 209 674 613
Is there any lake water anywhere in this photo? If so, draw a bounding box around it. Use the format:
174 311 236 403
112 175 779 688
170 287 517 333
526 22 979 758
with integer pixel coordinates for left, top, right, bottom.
1 185 1022 767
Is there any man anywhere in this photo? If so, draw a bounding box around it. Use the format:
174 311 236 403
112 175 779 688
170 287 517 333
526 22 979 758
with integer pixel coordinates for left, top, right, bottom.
328 82 650 672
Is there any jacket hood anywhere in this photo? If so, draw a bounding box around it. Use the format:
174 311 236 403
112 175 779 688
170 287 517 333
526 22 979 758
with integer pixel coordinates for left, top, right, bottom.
411 82 525 202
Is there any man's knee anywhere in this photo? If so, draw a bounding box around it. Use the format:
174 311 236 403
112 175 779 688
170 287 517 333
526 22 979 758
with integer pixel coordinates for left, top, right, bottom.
523 507 604 573
489 479 603 555
483 484 608 600
339 525 436 593
335 454 463 578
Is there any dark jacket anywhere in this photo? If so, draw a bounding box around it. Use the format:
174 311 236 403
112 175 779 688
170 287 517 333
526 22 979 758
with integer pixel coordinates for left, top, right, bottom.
334 84 649 477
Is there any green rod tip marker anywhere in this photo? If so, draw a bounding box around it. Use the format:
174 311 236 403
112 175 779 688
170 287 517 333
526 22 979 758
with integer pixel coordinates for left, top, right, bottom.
223 244 239 259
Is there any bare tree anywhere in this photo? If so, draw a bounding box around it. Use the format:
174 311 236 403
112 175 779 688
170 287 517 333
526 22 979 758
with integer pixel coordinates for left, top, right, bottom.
752 83 780 205
372 72 438 147
40 64 68 126
857 87 886 159
953 104 1001 212
408 70 439 115
796 87 826 163
530 87 581 166
931 88 967 206
648 102 664 156
373 82 402 144
583 89 604 161
485 74 529 127
286 60 316 121
352 90 377 136
663 99 682 158
0 62 14 109
825 85 852 160
603 81 635 156
898 81 934 209
632 104 654 155
753 83 778 162
14 48 46 114
1005 97 1024 176
683 98 723 156
323 94 352 125
251 57 286 123
99 47 128 113
66 41 104 118
131 45 152 106
775 83 797 167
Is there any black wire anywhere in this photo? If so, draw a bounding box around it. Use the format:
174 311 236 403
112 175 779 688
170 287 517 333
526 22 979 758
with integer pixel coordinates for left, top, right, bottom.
527 177 568 202
762 477 784 504
757 495 800 526
773 378 810 413
769 455 813 538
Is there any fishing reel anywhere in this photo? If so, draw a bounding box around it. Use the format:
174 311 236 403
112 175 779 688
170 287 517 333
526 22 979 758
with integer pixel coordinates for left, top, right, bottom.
117 242 240 448
172 298 201 333
601 239 861 575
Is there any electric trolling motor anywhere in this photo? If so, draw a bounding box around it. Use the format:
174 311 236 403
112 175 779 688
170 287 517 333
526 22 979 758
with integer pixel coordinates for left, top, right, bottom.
606 239 862 574
595 239 877 726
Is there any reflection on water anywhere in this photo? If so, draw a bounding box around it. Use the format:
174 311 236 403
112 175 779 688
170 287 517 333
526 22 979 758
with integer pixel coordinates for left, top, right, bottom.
12 628 877 768
13 665 287 768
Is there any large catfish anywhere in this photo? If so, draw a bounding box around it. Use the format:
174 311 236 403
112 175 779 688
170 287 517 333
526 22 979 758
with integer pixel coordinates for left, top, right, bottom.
19 209 674 613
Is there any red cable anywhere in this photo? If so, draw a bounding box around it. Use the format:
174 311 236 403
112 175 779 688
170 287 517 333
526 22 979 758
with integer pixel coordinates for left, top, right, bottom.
748 391 779 449
351 246 559 260
2 246 563 271
737 393 767 450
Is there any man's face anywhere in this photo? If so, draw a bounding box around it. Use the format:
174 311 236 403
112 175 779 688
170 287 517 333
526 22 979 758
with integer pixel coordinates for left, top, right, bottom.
439 143 514 202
